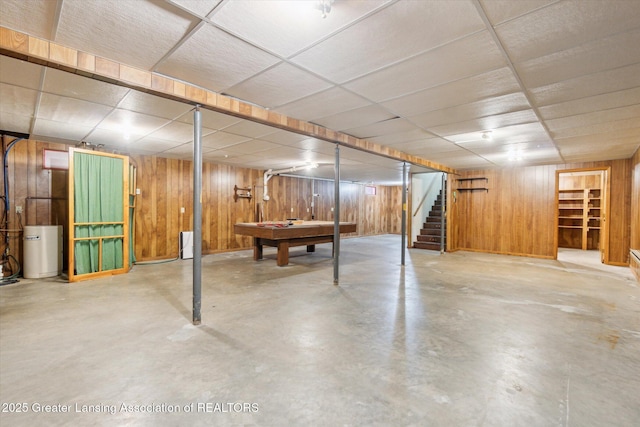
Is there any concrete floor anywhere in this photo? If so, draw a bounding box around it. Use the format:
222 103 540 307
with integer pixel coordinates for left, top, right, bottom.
1 235 638 426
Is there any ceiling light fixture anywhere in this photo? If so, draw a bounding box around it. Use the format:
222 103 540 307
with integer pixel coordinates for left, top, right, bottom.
481 131 492 141
315 0 334 18
508 149 524 162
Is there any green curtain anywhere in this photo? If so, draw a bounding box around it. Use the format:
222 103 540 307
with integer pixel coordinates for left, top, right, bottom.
74 153 124 275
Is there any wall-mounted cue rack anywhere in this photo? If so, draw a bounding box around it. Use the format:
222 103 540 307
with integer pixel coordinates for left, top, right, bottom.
233 185 252 202
456 177 489 192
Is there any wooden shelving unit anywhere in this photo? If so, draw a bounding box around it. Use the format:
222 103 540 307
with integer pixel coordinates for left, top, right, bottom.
457 177 488 192
558 188 601 250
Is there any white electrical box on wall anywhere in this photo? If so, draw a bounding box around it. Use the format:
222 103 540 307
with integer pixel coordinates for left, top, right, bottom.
180 231 194 259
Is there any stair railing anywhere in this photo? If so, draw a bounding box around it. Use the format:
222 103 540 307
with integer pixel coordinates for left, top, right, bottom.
412 173 442 217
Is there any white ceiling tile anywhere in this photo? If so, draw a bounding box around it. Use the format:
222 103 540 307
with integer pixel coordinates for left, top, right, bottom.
56 0 199 69
539 87 640 120
494 0 640 63
445 122 552 148
275 87 370 121
410 92 531 129
479 0 557 26
382 67 521 117
530 63 640 106
204 151 261 165
223 120 279 138
313 105 396 131
284 137 331 153
518 28 640 89
253 146 308 165
37 93 113 127
391 137 459 155
97 109 171 140
546 105 640 133
178 108 242 130
259 130 309 146
0 0 57 39
369 129 438 146
344 118 418 139
430 110 538 137
212 0 388 57
145 121 198 143
42 68 130 106
0 56 43 90
156 24 280 93
201 131 251 149
162 142 216 158
0 111 33 134
0 83 38 117
558 135 640 160
291 0 485 82
481 144 561 166
118 90 193 119
171 0 222 17
85 128 138 147
225 62 333 108
225 139 281 155
551 117 640 140
130 137 185 153
344 31 506 101
32 118 93 142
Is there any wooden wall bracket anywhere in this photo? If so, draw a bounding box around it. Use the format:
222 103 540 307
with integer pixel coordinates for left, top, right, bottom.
234 185 252 202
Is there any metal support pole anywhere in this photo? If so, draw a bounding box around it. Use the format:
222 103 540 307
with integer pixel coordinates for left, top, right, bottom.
333 144 340 285
193 106 202 325
401 162 407 266
440 172 446 254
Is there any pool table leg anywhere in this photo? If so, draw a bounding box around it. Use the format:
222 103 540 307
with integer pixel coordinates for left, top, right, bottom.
254 238 263 261
277 241 289 266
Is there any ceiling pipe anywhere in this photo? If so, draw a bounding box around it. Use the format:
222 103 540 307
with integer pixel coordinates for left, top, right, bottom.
263 163 318 201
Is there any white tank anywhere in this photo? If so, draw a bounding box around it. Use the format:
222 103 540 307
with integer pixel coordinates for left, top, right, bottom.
23 225 63 279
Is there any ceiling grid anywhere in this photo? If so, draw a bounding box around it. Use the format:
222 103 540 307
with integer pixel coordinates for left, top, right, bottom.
0 0 638 183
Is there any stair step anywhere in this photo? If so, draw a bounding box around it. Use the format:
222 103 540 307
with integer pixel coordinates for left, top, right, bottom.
413 242 444 251
417 235 446 243
421 222 443 229
426 217 444 223
429 210 443 217
420 229 442 236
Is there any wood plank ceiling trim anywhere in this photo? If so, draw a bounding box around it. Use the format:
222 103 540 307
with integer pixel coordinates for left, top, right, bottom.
0 25 456 174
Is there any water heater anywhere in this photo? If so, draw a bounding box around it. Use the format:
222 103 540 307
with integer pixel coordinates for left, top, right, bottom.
23 225 63 279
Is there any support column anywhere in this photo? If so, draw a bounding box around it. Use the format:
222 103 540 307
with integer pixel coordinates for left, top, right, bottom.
401 162 407 266
193 106 202 325
333 144 340 285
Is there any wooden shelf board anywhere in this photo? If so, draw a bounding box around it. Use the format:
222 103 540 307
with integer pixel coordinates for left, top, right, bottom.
457 188 489 192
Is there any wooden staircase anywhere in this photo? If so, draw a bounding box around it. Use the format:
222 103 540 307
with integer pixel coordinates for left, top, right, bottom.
413 188 446 251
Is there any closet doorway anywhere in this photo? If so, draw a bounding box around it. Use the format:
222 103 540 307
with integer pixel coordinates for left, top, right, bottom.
556 167 611 264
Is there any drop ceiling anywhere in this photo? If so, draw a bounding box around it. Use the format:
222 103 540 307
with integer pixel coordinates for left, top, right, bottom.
0 0 639 185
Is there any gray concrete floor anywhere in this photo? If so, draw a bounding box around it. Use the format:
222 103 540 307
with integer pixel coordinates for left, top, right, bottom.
1 235 638 426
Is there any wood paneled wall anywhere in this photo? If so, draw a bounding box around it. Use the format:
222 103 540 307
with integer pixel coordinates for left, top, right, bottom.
2 141 403 272
132 158 402 261
1 138 68 272
631 147 640 252
132 155 262 259
450 159 633 265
